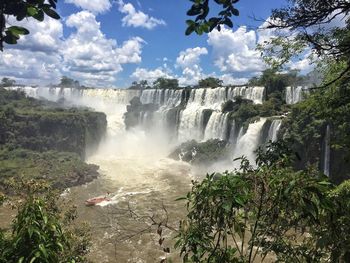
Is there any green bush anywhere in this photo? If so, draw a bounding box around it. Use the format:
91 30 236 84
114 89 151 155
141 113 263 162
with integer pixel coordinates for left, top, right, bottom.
175 141 350 262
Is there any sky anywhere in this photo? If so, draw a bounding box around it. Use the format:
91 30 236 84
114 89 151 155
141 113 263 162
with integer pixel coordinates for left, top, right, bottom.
0 0 315 88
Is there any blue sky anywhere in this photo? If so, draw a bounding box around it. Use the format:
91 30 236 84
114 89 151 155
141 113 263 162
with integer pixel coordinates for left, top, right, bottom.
0 0 312 88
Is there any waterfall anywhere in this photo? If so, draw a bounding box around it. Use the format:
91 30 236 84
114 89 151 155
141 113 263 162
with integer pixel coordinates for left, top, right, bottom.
323 125 331 177
203 112 229 141
8 86 272 147
233 118 267 164
285 86 305 104
267 119 282 142
227 86 265 104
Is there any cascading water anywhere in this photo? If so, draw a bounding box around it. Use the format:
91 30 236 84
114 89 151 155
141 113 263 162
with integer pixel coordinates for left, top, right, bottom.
233 118 267 165
323 124 331 177
227 86 265 104
285 86 307 104
203 112 229 141
267 119 282 142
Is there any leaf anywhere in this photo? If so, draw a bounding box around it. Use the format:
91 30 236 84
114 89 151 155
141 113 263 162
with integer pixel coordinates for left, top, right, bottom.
187 6 202 16
43 8 60 19
223 18 233 28
33 10 44 21
48 0 57 8
185 25 195 36
39 244 48 259
4 34 18 45
185 20 195 27
27 7 38 16
8 26 30 36
231 8 239 16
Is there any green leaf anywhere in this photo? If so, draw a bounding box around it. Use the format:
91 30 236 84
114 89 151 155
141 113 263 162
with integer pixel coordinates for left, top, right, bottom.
223 18 233 28
186 20 195 26
27 7 38 16
33 10 45 21
8 26 30 36
232 8 239 16
43 8 60 20
4 34 18 45
39 244 48 259
185 25 195 36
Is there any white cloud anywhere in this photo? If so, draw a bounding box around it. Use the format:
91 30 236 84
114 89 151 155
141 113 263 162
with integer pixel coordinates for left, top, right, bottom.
0 11 144 87
219 74 248 86
0 49 62 84
6 16 63 53
62 11 144 86
118 0 166 29
65 0 112 14
175 47 208 86
0 17 64 85
131 67 173 83
176 47 208 69
208 26 266 75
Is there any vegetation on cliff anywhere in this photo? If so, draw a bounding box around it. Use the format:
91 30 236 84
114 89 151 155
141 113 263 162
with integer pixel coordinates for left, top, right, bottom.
0 88 106 191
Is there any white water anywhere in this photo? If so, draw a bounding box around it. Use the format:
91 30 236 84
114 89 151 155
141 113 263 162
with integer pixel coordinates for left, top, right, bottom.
323 124 331 177
233 118 267 164
267 119 282 142
203 112 229 141
285 86 309 104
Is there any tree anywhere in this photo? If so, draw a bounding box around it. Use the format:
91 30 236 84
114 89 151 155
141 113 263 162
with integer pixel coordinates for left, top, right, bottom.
260 0 350 85
0 181 91 262
0 0 60 51
198 77 223 88
0 77 16 87
175 141 350 262
248 69 306 99
153 78 179 89
185 0 240 35
59 76 80 88
129 80 149 90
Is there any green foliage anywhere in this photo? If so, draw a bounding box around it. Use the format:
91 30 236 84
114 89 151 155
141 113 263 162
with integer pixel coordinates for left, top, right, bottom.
283 81 350 182
198 77 223 88
185 0 239 35
260 0 350 83
129 80 149 90
248 69 307 100
153 78 179 89
226 96 287 128
59 76 80 88
0 88 106 192
0 182 91 262
0 0 60 51
176 141 350 262
0 78 16 87
257 36 308 71
0 88 107 158
0 149 100 193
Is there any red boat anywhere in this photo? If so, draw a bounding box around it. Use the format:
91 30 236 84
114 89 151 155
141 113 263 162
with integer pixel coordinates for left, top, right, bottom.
85 196 111 206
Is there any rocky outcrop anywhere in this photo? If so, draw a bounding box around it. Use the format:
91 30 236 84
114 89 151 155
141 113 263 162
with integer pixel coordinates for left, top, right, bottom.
169 139 229 166
124 96 159 130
